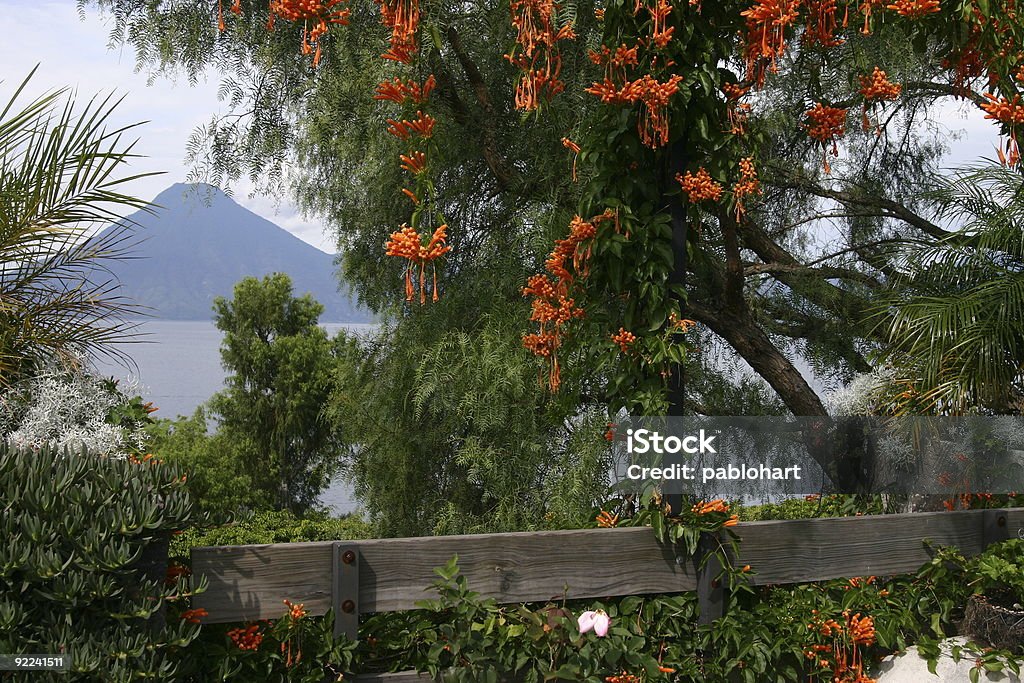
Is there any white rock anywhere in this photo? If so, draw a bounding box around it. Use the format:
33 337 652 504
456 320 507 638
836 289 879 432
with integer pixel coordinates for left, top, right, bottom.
875 637 1021 682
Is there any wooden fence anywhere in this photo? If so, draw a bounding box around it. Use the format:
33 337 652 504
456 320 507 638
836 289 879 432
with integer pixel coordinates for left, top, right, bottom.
192 508 1024 682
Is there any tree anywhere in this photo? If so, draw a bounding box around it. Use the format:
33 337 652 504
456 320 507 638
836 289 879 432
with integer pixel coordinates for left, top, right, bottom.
210 273 344 513
82 0 1024 506
0 67 153 386
882 165 1024 415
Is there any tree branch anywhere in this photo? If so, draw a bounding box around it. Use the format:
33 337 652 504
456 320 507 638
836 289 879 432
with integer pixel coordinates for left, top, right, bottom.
444 27 523 194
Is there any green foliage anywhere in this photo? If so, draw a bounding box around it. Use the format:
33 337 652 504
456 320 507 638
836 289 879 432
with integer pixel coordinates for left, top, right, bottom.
188 608 358 682
146 408 267 516
738 495 886 521
210 273 346 514
331 309 612 537
169 509 372 558
0 441 203 681
883 165 1024 414
0 68 155 386
343 541 1024 682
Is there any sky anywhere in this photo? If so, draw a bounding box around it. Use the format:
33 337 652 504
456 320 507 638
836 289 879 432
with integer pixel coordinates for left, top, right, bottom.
0 0 335 253
0 1 1006 258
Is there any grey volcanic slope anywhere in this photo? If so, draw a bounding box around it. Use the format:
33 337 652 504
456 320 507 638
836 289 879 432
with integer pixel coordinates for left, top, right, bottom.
94 183 370 322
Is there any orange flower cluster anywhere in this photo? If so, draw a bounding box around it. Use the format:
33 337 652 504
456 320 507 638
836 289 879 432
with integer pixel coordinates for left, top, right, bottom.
1017 66 1024 84
589 44 640 81
228 624 264 651
583 74 682 147
377 0 419 63
523 212 614 391
847 575 876 589
981 93 1024 166
374 76 436 104
859 67 901 131
375 15 449 305
885 0 940 18
981 93 1024 125
805 103 848 146
722 83 750 101
859 0 885 33
386 111 437 140
283 599 307 620
399 151 427 175
692 498 728 514
596 510 620 527
179 608 208 624
507 0 575 109
693 499 740 526
859 67 901 101
805 610 877 682
676 167 723 202
521 289 584 389
165 563 191 586
741 0 801 87
733 156 762 218
848 613 876 646
636 74 685 148
268 0 351 66
605 673 641 683
804 0 844 48
723 82 752 134
805 103 847 173
612 328 637 353
647 0 675 48
585 0 684 147
669 312 696 332
385 224 451 303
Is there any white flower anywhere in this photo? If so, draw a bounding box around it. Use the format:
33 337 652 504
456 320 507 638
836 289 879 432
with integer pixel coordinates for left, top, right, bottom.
577 609 610 637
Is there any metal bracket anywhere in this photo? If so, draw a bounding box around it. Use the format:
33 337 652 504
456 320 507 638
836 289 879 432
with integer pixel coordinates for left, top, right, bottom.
982 509 1010 549
332 543 360 641
695 532 725 625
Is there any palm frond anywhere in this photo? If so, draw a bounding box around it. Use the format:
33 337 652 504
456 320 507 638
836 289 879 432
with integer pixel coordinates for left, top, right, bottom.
0 69 159 387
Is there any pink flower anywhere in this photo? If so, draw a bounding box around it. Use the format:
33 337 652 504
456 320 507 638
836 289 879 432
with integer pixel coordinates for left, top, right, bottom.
577 609 610 637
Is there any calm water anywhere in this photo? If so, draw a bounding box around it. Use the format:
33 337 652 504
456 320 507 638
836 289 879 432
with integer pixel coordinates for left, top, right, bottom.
94 320 377 515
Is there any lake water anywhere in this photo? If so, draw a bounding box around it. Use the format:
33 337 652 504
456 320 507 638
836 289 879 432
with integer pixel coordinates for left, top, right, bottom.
94 320 377 515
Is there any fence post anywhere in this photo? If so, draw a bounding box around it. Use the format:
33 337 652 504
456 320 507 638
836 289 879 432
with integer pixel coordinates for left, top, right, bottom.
695 533 725 625
982 509 1010 549
333 543 360 640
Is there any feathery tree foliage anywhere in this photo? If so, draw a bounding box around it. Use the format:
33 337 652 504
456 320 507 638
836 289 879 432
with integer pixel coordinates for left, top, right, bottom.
0 68 153 386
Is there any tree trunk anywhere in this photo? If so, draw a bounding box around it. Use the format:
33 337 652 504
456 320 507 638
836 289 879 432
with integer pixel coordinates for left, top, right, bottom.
689 301 827 417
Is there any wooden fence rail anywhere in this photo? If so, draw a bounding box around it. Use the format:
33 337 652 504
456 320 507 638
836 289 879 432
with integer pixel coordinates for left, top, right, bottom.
191 508 1024 682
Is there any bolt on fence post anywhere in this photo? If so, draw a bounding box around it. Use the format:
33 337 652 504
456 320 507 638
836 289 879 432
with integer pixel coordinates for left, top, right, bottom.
332 543 360 641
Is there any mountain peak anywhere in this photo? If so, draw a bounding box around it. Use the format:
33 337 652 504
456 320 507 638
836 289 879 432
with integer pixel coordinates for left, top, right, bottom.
152 182 227 205
93 183 369 322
